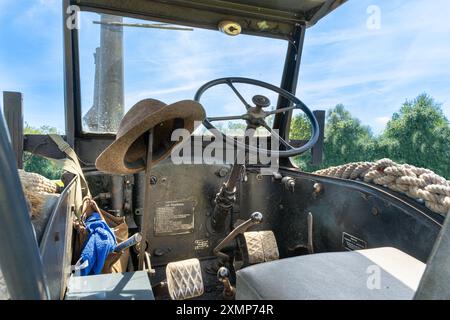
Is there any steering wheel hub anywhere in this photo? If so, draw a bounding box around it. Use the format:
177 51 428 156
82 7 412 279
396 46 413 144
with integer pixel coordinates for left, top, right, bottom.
252 95 271 108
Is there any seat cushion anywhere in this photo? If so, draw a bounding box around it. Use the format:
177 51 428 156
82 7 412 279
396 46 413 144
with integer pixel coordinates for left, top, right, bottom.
236 247 425 300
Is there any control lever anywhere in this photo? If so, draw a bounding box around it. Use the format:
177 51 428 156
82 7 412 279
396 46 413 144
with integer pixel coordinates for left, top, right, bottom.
217 267 235 300
213 212 263 261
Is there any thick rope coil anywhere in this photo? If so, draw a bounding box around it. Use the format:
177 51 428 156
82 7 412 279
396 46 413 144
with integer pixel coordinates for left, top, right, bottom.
18 169 58 194
18 170 59 217
314 159 450 216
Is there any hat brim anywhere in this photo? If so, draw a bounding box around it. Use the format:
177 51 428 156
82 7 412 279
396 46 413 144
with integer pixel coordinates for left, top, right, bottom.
95 100 205 174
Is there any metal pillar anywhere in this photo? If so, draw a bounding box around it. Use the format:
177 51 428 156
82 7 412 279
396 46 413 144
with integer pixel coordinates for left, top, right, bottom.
0 109 49 300
2 91 24 169
97 14 124 132
274 24 306 140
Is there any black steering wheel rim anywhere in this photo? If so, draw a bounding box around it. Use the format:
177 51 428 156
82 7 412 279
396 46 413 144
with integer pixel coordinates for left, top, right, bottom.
194 77 319 158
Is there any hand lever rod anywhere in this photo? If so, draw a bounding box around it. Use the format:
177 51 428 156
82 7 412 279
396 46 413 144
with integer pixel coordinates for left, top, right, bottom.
211 127 255 232
217 267 235 299
213 212 263 261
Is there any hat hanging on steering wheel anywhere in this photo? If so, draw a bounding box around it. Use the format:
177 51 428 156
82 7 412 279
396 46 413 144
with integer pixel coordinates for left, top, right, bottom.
95 99 205 175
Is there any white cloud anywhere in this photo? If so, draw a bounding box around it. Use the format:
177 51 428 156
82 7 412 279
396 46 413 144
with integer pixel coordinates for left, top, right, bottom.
299 0 450 134
375 116 390 126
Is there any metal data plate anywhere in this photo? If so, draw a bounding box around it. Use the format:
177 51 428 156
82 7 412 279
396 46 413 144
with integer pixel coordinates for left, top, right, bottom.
154 200 195 236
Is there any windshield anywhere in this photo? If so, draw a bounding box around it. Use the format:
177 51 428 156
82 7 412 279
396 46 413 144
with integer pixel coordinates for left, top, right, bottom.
78 12 287 135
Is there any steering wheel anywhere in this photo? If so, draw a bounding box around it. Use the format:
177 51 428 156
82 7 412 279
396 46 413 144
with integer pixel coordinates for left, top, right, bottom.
194 77 319 158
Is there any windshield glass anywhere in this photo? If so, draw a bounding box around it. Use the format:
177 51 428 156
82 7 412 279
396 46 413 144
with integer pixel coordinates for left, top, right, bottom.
290 0 450 178
78 12 287 135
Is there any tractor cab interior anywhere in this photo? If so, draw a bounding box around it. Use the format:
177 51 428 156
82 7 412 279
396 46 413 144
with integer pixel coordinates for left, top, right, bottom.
1 0 449 301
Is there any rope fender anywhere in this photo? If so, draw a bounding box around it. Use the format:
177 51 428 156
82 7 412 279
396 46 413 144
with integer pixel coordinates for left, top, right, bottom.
314 159 450 216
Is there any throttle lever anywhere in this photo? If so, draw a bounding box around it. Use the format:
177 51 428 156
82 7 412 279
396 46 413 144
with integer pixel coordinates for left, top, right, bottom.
213 212 263 261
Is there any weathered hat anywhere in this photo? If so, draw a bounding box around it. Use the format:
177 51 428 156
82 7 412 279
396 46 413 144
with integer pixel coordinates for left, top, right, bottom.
96 99 205 174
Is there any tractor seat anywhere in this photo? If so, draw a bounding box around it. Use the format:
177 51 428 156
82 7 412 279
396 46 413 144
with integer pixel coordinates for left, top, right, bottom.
236 247 425 300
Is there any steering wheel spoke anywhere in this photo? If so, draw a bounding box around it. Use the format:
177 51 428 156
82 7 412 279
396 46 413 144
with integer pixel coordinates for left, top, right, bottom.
266 105 296 116
226 80 252 110
261 122 292 150
207 115 245 122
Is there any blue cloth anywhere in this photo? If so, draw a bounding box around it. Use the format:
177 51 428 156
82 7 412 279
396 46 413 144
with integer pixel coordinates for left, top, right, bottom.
80 212 117 276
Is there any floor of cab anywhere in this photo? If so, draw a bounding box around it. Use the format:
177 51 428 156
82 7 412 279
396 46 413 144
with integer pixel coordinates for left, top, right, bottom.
151 258 235 300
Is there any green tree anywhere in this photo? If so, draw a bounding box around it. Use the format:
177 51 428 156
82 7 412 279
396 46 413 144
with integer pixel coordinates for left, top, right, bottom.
290 113 313 170
323 104 376 165
292 104 377 171
23 123 62 180
377 94 450 178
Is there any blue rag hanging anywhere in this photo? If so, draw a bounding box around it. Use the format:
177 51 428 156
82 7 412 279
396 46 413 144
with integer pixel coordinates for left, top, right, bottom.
80 212 117 276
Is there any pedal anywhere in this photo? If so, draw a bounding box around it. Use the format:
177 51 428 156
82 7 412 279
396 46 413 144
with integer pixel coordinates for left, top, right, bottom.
237 231 279 267
166 258 204 300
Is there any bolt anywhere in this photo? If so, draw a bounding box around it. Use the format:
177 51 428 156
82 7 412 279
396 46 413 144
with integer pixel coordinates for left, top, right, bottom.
313 183 323 194
372 207 379 216
153 248 165 257
150 176 158 185
217 167 229 177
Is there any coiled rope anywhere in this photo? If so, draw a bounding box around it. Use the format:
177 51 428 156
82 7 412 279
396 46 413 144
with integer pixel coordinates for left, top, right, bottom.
314 159 450 216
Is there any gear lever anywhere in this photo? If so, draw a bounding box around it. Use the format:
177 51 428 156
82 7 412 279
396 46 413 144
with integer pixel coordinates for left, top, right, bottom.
213 211 263 261
217 267 235 299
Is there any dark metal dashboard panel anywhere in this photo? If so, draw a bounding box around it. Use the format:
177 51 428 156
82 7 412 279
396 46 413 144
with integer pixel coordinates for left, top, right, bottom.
240 168 443 263
139 162 441 268
140 161 233 266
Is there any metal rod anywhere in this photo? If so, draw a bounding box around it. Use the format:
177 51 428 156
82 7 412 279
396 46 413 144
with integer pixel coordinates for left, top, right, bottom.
138 129 154 270
213 212 263 261
210 128 255 232
0 110 49 300
114 232 142 253
93 21 193 31
307 212 314 254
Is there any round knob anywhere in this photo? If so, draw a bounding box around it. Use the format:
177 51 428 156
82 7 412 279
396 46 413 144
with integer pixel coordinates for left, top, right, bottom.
252 95 271 108
217 267 230 281
250 211 263 223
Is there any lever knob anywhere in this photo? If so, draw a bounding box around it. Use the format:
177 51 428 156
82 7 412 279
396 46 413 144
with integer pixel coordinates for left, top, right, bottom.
250 211 263 224
217 266 230 281
217 267 235 299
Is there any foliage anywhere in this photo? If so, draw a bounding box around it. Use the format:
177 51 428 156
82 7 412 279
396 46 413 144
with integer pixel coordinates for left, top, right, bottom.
377 94 450 178
290 94 450 179
23 123 63 180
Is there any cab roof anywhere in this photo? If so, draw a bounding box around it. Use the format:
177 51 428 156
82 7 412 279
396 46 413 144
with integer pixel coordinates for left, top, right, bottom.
74 0 347 39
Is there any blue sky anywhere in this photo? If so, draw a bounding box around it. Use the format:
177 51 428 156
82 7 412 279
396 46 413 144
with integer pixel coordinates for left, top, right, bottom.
1 0 449 135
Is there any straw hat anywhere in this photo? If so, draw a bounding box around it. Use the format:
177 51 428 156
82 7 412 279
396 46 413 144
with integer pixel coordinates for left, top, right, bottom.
96 99 205 174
